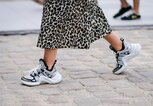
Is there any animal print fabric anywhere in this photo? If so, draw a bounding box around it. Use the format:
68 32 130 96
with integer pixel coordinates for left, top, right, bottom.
37 0 112 49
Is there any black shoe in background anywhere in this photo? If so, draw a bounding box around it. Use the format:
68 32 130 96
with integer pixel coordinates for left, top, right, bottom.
121 13 141 20
113 5 132 18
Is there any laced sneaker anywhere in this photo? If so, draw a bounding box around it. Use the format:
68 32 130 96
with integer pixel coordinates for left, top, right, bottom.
113 5 132 18
121 13 141 20
21 59 62 86
110 39 141 75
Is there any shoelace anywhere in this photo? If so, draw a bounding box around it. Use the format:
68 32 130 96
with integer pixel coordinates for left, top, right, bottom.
116 49 130 66
116 53 124 66
30 65 43 77
110 47 124 66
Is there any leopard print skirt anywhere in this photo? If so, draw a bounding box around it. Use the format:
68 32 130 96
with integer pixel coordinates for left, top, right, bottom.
37 0 112 49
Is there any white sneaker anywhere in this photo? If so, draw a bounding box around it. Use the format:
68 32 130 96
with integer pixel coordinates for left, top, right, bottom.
21 59 62 86
110 38 141 75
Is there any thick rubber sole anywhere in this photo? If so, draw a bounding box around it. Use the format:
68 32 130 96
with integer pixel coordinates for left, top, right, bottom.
21 73 62 86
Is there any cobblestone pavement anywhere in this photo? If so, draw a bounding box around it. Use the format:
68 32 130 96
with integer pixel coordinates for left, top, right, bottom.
0 30 153 106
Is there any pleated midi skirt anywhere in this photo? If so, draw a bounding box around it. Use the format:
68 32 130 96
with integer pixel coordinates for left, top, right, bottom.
37 0 112 49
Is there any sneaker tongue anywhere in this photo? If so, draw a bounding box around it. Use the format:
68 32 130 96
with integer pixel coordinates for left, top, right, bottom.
39 59 48 69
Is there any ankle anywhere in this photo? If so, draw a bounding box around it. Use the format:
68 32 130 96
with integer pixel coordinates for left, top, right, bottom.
47 60 57 71
121 3 130 8
133 11 140 15
112 38 125 52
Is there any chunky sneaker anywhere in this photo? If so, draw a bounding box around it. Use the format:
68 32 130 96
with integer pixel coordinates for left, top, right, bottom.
113 5 132 18
21 59 62 86
110 39 141 75
121 13 141 20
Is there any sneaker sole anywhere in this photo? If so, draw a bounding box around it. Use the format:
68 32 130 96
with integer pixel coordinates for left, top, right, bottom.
21 74 62 86
114 43 141 75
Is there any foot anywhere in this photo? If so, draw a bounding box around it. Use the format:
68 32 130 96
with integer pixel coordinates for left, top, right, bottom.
113 5 132 18
121 13 141 20
33 0 46 5
21 59 62 86
110 39 141 75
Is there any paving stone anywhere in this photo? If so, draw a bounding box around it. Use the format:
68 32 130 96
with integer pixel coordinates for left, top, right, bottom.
101 98 131 105
60 60 82 67
48 103 77 106
1 73 21 83
76 55 98 62
74 97 101 106
8 51 26 56
93 91 122 98
13 58 34 65
57 54 77 62
101 103 130 106
135 82 153 91
149 92 153 98
0 66 19 74
100 73 127 80
86 85 113 92
6 83 35 91
0 93 21 106
100 56 115 66
17 64 36 72
129 97 153 106
127 74 146 83
0 101 21 106
70 70 97 79
79 78 106 87
64 89 92 99
91 65 111 74
134 66 153 73
21 103 44 106
126 70 147 83
82 60 102 67
63 89 100 105
39 88 61 95
108 80 137 89
89 51 110 60
58 81 84 91
47 95 70 104
139 71 153 82
115 88 145 98
61 63 90 71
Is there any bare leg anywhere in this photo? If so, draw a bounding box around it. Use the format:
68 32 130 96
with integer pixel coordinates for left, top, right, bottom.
104 32 122 51
120 0 129 8
133 0 140 14
43 48 58 70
